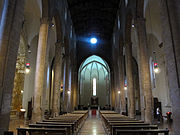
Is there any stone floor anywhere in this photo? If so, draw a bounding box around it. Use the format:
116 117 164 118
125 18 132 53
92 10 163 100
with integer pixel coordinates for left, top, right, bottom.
78 110 107 135
157 120 174 135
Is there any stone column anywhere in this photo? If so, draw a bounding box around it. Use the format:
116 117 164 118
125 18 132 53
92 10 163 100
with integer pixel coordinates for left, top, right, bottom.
0 0 25 133
32 18 49 122
63 55 70 112
135 17 153 123
125 42 135 118
60 57 65 112
110 72 115 109
135 75 141 112
118 42 126 114
70 58 77 111
71 68 74 111
114 64 120 113
52 42 62 116
70 69 74 111
73 71 78 109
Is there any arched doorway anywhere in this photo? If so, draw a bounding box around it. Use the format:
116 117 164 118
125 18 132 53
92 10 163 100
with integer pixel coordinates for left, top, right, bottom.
78 55 110 109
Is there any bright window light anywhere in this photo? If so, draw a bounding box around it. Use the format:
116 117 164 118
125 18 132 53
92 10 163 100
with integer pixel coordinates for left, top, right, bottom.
90 37 97 44
93 78 96 96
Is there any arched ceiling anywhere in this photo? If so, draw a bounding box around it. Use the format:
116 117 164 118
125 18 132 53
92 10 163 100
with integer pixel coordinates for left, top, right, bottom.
80 55 110 71
67 0 120 43
79 55 110 77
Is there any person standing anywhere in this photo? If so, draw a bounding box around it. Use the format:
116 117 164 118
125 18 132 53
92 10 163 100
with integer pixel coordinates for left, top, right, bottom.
156 107 161 122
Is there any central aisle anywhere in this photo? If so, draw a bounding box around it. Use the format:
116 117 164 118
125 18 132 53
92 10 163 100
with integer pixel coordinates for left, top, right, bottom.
78 110 106 135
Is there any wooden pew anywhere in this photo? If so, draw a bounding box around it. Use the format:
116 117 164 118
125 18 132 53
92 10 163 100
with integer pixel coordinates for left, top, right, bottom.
108 120 144 123
115 129 169 135
40 111 88 133
46 115 84 132
100 113 144 132
109 122 151 134
99 110 168 135
71 110 89 114
109 123 150 126
36 121 76 133
17 127 68 135
112 125 158 135
48 112 88 130
29 124 72 134
99 110 118 114
17 110 89 135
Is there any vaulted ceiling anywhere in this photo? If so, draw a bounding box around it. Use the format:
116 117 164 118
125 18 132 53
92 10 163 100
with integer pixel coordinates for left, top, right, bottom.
67 0 120 69
67 0 120 44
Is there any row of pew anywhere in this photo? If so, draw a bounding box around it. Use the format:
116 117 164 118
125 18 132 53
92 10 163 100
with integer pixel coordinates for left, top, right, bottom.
17 110 89 135
100 110 169 135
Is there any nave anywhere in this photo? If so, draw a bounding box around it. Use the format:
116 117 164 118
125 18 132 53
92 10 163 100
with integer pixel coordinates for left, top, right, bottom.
1 0 180 135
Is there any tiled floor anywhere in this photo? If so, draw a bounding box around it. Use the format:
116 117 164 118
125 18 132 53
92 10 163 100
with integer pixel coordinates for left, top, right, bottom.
78 110 107 135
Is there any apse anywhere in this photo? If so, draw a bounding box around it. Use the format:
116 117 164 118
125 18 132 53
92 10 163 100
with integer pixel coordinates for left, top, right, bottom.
78 55 110 108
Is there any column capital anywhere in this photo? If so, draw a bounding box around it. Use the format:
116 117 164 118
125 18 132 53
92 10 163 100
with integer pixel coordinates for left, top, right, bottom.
40 17 49 25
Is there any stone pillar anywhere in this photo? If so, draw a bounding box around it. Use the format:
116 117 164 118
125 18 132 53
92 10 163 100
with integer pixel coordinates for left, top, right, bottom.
63 55 70 112
70 69 74 111
118 42 126 114
135 17 153 124
0 0 25 133
125 42 135 118
110 72 115 109
114 64 120 113
135 75 141 112
70 58 77 111
70 64 75 111
73 71 78 109
32 18 49 122
52 42 62 116
60 57 65 112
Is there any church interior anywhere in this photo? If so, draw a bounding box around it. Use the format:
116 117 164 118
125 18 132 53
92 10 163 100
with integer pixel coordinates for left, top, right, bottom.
0 0 180 135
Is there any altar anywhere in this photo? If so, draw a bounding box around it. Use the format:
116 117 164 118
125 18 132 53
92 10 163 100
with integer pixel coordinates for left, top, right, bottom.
91 96 98 106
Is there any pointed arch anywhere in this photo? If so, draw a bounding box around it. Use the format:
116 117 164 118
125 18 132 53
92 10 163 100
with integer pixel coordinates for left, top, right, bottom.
78 55 111 107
